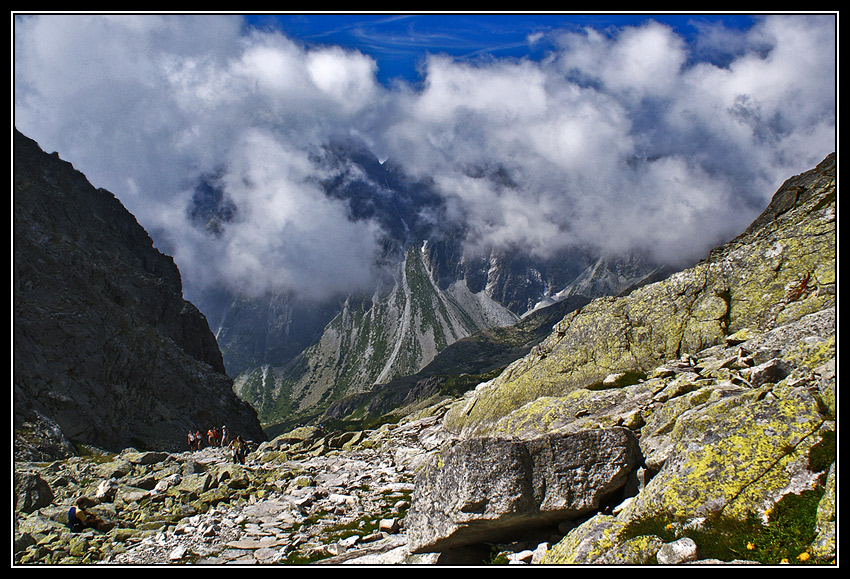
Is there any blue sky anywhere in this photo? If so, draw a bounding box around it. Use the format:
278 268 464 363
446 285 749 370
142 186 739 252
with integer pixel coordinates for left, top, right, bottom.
242 13 760 85
14 13 836 302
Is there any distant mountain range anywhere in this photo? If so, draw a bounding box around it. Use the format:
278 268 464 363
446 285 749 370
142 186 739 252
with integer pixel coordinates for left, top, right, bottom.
190 138 672 430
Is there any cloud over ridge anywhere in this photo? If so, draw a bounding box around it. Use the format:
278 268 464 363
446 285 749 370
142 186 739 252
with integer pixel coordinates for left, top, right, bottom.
14 14 836 301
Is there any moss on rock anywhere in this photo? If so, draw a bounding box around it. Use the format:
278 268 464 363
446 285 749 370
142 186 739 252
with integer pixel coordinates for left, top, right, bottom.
444 154 836 442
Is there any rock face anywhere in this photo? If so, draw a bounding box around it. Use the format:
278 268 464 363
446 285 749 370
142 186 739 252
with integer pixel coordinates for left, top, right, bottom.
434 152 836 564
239 245 521 425
318 294 592 430
13 129 265 458
443 153 836 439
406 428 641 553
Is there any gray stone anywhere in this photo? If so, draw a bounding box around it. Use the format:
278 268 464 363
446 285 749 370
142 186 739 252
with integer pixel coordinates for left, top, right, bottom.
406 428 641 553
95 479 118 502
14 471 54 514
656 537 698 565
379 518 400 534
124 451 169 466
745 358 793 386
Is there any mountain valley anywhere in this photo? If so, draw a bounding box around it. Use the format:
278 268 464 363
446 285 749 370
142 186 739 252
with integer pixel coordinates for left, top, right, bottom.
194 138 672 430
13 130 836 566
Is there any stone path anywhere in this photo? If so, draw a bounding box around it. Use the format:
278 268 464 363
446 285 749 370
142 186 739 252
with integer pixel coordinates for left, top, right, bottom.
106 443 418 565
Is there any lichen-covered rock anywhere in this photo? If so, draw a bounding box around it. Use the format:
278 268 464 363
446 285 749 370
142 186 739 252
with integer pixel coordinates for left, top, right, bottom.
595 534 663 565
622 382 826 522
406 428 640 553
490 380 661 441
443 154 835 439
811 463 836 561
173 473 213 499
532 338 835 564
540 514 626 564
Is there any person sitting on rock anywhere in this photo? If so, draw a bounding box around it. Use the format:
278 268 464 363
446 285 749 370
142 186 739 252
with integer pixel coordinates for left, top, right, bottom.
68 497 104 533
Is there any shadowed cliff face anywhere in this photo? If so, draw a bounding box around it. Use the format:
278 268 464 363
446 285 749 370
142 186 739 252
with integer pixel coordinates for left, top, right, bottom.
13 129 265 459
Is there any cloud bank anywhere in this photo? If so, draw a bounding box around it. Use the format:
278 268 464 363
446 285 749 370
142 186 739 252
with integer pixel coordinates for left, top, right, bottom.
14 14 836 302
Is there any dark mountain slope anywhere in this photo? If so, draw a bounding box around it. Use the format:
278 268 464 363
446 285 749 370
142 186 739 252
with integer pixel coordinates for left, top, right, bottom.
13 129 265 459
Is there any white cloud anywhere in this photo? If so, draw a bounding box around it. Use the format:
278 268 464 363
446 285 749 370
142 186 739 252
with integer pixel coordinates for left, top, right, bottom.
14 14 388 302
375 15 835 265
14 14 836 302
554 20 687 99
307 45 381 112
184 129 384 300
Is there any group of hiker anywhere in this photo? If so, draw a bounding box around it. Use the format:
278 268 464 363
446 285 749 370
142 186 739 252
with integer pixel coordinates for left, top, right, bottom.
66 429 251 534
186 425 249 465
64 425 255 535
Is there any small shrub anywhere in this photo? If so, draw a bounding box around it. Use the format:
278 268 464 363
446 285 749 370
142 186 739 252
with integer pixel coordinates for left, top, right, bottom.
621 488 825 565
807 430 836 475
487 546 510 565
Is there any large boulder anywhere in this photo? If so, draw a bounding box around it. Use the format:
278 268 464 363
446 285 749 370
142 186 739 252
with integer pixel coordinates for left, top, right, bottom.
14 470 54 514
406 428 641 553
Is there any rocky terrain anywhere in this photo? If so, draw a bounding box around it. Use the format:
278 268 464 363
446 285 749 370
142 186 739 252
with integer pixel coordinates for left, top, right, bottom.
13 298 837 565
15 399 615 565
13 129 836 565
14 418 426 565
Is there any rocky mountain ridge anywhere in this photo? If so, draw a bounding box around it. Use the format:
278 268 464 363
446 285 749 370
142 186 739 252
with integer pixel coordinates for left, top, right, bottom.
13 129 265 459
229 235 668 431
314 293 593 433
235 243 522 428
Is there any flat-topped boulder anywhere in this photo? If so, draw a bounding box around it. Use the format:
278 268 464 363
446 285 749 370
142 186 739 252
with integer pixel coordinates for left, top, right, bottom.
406 428 641 553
